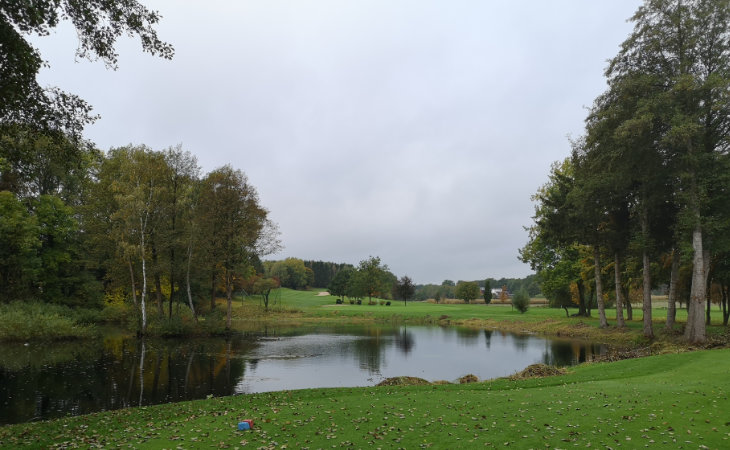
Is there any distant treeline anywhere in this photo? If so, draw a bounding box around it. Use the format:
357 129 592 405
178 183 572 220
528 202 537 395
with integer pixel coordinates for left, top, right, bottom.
413 274 540 301
304 260 355 288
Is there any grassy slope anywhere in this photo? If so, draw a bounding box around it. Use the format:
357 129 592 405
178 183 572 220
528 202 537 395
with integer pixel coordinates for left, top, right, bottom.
1 349 727 448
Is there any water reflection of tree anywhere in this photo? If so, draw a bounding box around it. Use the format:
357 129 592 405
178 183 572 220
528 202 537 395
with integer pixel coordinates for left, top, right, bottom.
0 337 252 425
394 327 415 355
455 327 480 346
483 329 493 349
541 340 607 366
512 334 530 352
352 330 388 375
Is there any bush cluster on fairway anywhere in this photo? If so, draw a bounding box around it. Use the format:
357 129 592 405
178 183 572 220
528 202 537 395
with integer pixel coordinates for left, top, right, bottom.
512 289 529 313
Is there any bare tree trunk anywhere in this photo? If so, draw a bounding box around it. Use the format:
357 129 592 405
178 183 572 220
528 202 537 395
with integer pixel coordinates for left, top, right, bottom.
140 218 148 333
642 251 653 337
151 243 164 316
577 279 587 316
169 205 177 319
704 249 711 326
666 248 680 331
138 340 146 406
614 252 625 328
594 246 608 328
210 270 217 311
225 269 233 330
640 207 653 337
722 284 728 326
185 240 197 321
168 266 175 319
128 259 137 305
685 225 707 343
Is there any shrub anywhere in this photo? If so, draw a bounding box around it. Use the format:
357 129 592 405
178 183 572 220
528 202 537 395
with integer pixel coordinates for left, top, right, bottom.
335 299 343 304
512 289 530 313
198 308 227 335
0 302 97 341
379 300 385 305
349 299 355 305
155 316 194 337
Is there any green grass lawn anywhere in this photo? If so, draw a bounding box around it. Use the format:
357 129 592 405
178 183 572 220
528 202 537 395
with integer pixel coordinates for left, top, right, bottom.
2 348 727 448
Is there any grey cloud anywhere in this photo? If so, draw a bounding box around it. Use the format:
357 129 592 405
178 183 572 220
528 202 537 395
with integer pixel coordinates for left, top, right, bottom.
32 0 643 284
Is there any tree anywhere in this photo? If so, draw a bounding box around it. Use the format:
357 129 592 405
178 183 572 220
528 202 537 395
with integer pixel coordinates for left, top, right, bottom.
483 279 492 304
266 258 310 290
512 289 530 313
1 0 173 136
605 0 730 343
94 146 169 332
520 159 591 317
197 166 277 329
253 277 280 311
395 275 415 306
0 191 39 301
0 126 97 203
159 146 199 318
328 267 353 300
455 281 480 304
357 256 389 303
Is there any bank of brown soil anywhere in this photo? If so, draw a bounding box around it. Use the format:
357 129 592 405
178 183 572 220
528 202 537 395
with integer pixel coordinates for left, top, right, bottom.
377 376 431 387
509 364 567 380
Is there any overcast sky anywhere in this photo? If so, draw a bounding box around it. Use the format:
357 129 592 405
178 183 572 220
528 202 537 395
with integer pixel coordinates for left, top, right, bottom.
32 0 642 284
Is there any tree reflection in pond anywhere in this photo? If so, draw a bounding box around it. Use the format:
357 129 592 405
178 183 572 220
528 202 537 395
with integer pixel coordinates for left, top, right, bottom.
0 337 250 424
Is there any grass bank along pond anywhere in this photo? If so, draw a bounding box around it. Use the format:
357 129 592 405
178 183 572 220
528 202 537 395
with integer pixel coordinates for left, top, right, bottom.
0 325 606 425
1 349 728 448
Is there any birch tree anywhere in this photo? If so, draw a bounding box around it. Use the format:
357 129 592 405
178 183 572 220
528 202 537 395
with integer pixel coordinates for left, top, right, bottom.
110 146 166 332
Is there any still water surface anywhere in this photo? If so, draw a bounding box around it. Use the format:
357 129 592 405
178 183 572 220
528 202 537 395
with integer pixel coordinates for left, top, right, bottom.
0 325 606 424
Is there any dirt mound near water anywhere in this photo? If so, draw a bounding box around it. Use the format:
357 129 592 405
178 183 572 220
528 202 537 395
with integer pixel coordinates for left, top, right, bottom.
377 376 431 386
509 364 566 380
458 374 479 384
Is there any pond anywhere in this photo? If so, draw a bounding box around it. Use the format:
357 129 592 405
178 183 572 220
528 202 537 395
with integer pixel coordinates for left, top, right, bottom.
0 325 607 425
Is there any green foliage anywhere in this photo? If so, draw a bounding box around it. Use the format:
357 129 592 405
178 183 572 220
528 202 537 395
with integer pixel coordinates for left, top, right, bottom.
327 267 353 299
252 277 280 310
483 279 491 304
0 191 39 301
266 258 311 290
512 289 530 313
455 281 480 304
0 302 97 341
0 0 173 135
356 256 391 301
395 275 415 306
304 260 354 288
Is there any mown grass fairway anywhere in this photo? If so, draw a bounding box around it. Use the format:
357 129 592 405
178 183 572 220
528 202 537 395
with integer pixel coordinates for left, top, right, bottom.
1 349 727 448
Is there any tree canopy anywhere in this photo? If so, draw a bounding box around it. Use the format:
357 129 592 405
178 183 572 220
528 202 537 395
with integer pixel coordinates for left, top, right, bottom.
1 0 173 136
522 0 730 343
